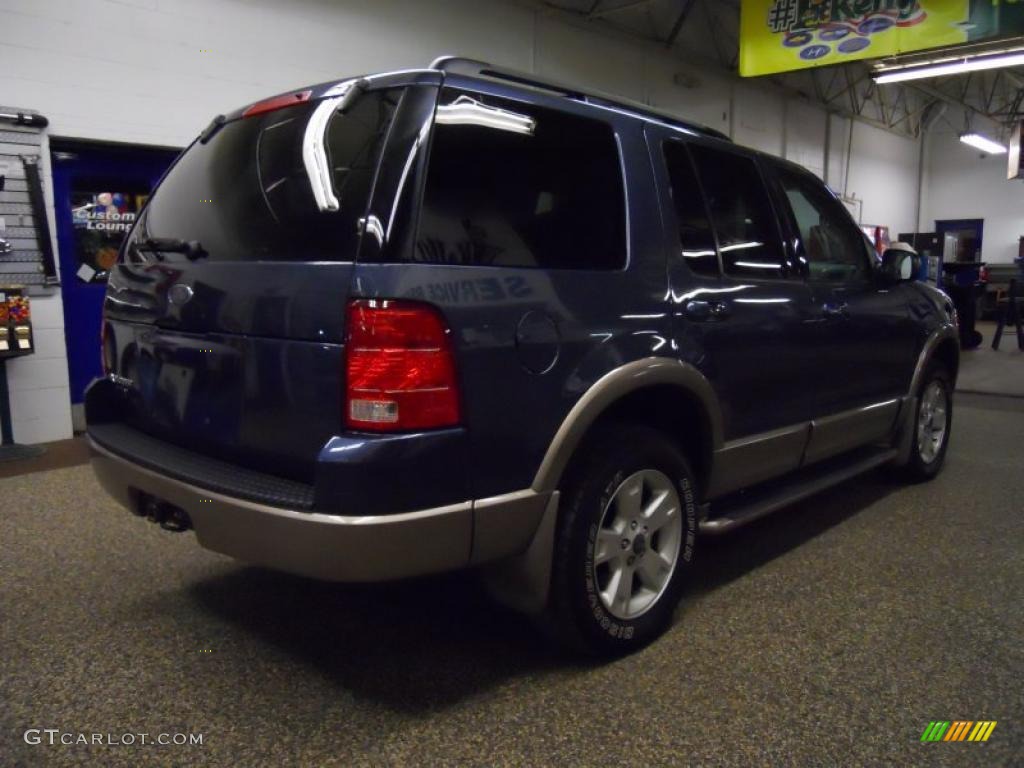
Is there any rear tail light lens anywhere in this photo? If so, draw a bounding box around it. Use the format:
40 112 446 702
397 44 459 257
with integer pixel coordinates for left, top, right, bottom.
345 300 461 431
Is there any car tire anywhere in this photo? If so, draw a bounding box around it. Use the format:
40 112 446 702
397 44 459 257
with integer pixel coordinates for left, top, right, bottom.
544 421 699 656
901 362 953 481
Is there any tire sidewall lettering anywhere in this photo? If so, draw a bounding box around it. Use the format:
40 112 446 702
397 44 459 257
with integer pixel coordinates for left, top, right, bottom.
583 468 695 640
584 470 631 639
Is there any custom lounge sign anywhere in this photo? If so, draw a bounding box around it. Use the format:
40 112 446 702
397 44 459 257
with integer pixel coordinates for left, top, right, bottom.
740 0 1024 77
70 191 146 282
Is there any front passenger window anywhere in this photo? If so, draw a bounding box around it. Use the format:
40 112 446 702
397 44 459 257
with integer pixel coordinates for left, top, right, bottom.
775 167 869 283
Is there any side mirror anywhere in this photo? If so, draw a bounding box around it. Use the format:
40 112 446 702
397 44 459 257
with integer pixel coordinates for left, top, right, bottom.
879 248 919 284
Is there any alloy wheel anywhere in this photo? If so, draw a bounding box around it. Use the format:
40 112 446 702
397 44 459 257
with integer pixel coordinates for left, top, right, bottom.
591 469 683 620
917 380 948 464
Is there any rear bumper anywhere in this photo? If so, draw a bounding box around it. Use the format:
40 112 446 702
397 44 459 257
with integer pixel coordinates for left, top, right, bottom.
90 439 549 582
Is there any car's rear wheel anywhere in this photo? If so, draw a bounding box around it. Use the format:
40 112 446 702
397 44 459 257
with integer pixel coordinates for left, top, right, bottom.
544 422 698 656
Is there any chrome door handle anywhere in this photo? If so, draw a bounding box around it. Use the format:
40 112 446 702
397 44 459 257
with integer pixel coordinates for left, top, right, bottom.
709 301 731 319
684 300 731 322
822 302 849 318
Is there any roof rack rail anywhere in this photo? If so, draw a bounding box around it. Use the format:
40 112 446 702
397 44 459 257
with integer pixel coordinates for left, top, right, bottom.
428 56 730 142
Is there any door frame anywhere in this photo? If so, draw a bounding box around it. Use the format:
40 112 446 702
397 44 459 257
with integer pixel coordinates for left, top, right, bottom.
50 138 180 429
935 218 984 263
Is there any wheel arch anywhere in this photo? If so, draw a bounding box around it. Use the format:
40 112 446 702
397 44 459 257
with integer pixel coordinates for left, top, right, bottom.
911 324 960 396
531 357 723 497
932 336 960 384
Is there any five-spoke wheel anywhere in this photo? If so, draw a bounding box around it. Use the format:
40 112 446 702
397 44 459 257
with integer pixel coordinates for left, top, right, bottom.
592 470 682 620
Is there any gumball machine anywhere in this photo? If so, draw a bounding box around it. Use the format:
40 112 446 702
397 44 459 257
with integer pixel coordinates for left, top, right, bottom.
0 287 34 357
0 286 43 460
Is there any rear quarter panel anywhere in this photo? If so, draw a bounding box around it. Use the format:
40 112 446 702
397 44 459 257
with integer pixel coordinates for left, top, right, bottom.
353 82 671 498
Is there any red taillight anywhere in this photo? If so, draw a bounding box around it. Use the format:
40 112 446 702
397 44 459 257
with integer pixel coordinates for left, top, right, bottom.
242 89 312 119
345 300 461 431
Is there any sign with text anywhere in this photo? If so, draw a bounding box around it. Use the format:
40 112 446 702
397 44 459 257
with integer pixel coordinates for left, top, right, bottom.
70 191 147 283
740 0 1024 77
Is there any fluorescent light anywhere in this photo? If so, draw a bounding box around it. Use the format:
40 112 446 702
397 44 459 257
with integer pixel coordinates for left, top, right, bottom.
873 50 1024 84
959 133 1008 155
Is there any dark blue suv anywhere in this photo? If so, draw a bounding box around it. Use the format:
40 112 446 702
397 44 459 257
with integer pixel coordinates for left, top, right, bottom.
86 57 959 655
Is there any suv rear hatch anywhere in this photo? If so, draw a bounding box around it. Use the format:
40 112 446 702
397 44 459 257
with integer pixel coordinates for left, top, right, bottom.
99 80 407 482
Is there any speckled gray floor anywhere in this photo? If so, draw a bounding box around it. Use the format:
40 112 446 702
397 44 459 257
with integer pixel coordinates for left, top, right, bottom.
2 401 1022 767
957 321 1024 397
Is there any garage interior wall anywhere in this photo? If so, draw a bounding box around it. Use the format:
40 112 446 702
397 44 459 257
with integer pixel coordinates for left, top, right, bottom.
0 0 929 443
920 107 1024 265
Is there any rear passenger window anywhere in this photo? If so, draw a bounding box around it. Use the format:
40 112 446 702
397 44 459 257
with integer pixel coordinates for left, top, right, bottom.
689 145 790 280
415 89 626 270
774 166 870 283
662 141 719 277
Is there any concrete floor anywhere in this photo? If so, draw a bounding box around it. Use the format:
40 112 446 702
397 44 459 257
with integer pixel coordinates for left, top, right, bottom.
957 321 1024 397
3 398 1023 767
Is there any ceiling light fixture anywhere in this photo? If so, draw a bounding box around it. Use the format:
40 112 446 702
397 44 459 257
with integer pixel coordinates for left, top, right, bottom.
959 133 1009 154
873 49 1024 84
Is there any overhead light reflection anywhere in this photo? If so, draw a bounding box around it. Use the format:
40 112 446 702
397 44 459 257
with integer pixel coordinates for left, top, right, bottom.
436 95 536 135
387 115 434 241
720 241 763 252
632 330 667 351
670 284 752 304
362 215 384 247
303 79 359 212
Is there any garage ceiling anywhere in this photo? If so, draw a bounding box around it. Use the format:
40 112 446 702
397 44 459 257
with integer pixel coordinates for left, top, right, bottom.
537 0 1024 138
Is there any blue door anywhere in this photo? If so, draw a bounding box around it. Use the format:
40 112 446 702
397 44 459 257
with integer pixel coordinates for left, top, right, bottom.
935 218 984 263
51 141 178 420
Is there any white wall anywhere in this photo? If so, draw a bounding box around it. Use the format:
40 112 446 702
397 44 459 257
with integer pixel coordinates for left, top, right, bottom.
921 113 1024 265
0 0 924 442
845 120 921 237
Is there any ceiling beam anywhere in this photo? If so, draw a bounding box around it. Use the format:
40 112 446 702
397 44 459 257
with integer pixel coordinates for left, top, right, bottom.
588 0 658 19
664 0 698 47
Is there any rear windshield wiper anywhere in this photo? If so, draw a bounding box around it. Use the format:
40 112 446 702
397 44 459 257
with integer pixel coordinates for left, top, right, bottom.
135 237 208 261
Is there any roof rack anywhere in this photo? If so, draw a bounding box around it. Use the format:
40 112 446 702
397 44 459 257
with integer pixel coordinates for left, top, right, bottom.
429 56 730 142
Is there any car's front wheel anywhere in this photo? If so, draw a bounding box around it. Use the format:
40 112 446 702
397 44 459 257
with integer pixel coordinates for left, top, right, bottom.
545 422 698 656
903 363 953 480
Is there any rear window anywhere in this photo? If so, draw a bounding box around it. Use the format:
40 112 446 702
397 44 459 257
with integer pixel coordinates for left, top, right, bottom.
410 88 626 270
129 87 401 262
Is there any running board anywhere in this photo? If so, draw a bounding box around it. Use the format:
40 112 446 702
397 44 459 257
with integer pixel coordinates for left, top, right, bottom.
699 447 899 535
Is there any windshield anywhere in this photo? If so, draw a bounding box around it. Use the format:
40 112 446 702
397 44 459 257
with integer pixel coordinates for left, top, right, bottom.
127 87 403 262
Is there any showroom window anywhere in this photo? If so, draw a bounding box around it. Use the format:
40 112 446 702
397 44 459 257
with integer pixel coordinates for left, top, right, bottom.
414 89 626 269
773 166 870 283
688 145 790 280
662 141 720 277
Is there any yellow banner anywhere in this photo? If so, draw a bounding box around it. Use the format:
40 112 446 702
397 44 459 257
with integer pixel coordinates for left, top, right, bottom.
739 1 972 77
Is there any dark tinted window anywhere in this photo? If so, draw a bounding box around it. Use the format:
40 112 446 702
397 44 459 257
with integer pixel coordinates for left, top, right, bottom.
775 166 869 283
414 89 626 269
662 141 719 276
130 87 401 262
689 146 790 280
